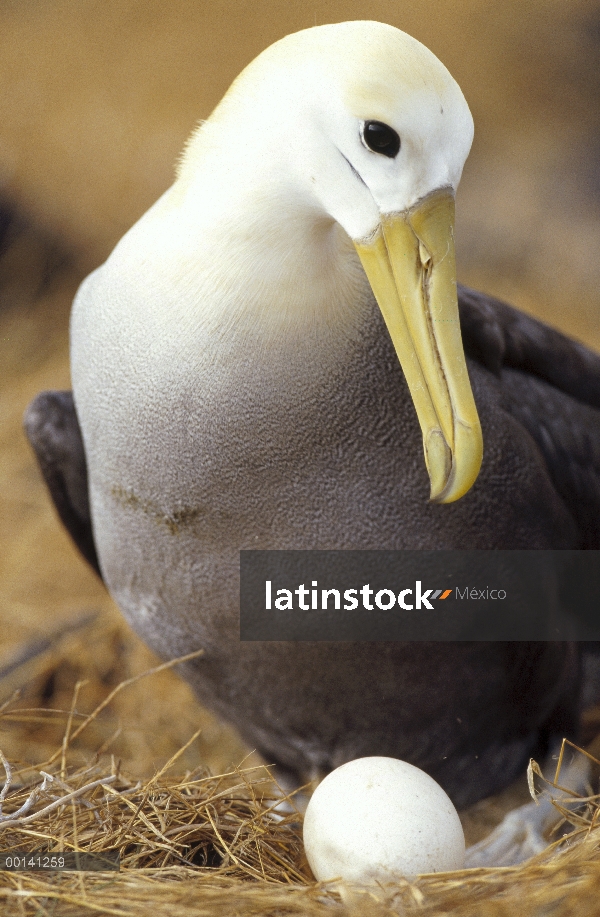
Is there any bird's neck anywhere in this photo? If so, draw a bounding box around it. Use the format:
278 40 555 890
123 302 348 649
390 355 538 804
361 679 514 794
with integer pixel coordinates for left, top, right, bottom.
125 143 370 346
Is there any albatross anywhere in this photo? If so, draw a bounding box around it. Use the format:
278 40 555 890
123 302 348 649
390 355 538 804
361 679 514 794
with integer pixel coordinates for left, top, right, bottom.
25 22 600 821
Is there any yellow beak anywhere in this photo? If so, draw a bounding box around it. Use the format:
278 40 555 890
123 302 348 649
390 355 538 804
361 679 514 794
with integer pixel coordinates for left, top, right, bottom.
354 188 483 503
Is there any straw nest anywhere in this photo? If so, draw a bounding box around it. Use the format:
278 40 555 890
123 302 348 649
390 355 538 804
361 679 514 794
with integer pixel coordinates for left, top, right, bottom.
0 613 599 917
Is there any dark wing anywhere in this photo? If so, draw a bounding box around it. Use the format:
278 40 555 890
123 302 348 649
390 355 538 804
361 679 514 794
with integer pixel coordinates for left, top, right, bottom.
459 285 600 549
23 391 102 577
459 285 600 408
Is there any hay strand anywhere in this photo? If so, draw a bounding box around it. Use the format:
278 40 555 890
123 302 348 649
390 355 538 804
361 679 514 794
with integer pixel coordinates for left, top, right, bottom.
1 620 600 915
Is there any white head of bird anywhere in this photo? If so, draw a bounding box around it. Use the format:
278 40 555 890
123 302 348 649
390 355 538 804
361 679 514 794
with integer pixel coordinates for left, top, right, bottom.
111 21 482 503
178 21 473 239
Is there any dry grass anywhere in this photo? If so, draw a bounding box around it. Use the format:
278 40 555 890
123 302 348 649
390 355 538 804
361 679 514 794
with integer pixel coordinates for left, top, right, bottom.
1 632 600 917
0 609 600 916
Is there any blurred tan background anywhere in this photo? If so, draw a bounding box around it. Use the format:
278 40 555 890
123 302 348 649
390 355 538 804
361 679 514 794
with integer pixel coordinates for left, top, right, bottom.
1 0 600 791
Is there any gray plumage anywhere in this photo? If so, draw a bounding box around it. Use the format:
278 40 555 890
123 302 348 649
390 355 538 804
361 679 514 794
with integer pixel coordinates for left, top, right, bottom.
25 286 597 806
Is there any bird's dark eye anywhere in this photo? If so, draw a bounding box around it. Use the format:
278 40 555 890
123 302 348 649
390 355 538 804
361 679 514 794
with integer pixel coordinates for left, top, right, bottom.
362 121 400 158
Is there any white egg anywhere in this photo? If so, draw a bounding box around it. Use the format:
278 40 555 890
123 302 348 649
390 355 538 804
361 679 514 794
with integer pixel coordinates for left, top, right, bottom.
303 756 465 884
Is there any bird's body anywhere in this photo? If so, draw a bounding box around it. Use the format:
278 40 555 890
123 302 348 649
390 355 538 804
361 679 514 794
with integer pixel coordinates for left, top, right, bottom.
25 21 600 808
68 250 584 802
